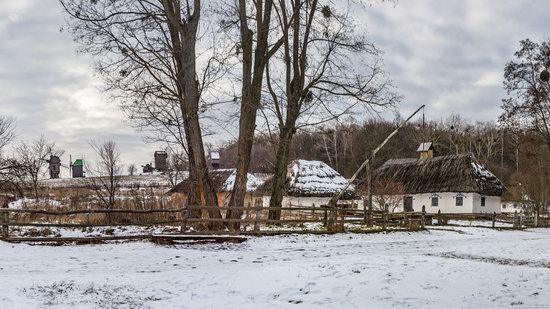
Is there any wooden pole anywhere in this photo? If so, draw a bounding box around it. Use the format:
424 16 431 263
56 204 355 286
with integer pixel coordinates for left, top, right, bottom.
253 199 261 233
492 212 496 229
366 160 372 225
181 208 189 233
328 105 426 208
420 206 426 229
1 198 8 239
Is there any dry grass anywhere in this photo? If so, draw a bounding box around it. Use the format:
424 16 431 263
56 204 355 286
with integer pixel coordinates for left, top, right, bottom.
10 187 183 225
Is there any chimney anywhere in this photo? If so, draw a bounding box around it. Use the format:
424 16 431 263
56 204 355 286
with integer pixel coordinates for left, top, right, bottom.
417 142 434 159
210 151 220 170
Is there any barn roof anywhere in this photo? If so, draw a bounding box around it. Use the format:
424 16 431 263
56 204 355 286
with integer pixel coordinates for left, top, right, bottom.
167 169 263 194
254 160 356 198
373 154 505 196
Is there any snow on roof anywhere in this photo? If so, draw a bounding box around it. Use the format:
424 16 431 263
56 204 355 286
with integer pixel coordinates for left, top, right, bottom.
285 160 355 197
168 169 263 194
222 169 263 192
417 142 433 152
374 154 505 196
210 151 220 160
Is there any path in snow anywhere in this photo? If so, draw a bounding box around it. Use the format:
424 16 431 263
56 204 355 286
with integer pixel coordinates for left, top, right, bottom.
1 227 550 308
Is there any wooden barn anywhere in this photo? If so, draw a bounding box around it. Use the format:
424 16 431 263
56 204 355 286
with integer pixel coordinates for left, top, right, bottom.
372 148 506 214
253 159 361 208
167 169 263 206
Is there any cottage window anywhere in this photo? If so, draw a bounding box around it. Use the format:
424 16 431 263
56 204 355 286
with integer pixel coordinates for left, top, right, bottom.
431 196 438 207
481 196 486 207
456 196 463 206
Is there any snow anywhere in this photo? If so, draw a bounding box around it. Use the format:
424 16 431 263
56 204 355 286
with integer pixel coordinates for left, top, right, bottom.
471 161 498 180
288 160 355 196
39 174 172 189
2 227 550 308
8 198 63 209
210 151 220 160
222 170 263 192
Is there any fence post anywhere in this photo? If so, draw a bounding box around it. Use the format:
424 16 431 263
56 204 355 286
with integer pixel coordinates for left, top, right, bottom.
492 212 496 229
513 211 518 229
382 212 387 231
323 206 328 228
420 206 426 229
253 200 261 233
437 209 442 226
1 198 8 240
180 208 189 234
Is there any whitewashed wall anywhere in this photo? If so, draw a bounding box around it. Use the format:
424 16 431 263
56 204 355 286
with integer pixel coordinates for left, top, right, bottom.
471 194 501 214
501 201 523 213
373 192 502 214
261 196 363 209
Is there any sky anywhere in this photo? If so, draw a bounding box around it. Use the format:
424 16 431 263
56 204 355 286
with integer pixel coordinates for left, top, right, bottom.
0 0 549 175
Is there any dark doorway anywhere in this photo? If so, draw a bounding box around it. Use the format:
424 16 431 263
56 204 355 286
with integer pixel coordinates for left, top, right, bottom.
404 196 413 212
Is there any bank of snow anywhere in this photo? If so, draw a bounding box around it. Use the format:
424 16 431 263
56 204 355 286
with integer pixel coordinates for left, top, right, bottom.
1 227 550 308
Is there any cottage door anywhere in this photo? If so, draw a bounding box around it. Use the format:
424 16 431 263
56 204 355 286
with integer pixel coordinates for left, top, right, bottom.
404 196 413 212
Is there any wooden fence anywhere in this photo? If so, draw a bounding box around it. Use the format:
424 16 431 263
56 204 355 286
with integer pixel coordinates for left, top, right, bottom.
0 205 547 243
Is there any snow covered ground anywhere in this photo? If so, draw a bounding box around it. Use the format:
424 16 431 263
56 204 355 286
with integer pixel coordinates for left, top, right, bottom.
1 227 550 308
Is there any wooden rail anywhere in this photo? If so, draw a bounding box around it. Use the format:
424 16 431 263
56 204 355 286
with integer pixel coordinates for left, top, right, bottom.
1 205 546 243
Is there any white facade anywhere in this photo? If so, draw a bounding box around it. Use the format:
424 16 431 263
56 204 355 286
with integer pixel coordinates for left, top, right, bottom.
261 196 363 209
501 201 523 213
373 192 502 214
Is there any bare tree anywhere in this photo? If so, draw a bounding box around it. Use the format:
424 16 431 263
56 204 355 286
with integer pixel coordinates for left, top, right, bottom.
87 140 123 210
60 0 224 226
16 136 57 200
500 39 550 151
0 116 15 153
0 116 20 195
371 179 406 212
263 1 399 219
225 0 282 227
165 146 188 186
127 164 137 176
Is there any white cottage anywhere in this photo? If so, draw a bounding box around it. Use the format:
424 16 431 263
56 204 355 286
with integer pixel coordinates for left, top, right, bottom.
254 160 361 208
372 148 506 214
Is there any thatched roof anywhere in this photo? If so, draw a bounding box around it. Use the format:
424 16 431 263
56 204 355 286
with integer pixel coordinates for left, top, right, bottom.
168 169 263 194
254 160 356 198
372 154 505 196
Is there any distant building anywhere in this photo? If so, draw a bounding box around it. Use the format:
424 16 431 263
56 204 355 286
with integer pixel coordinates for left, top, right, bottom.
154 151 168 172
253 160 360 208
372 143 506 214
167 169 263 206
47 155 61 179
72 159 85 178
142 163 154 174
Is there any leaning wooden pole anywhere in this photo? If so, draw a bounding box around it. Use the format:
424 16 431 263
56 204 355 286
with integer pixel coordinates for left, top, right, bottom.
328 105 426 210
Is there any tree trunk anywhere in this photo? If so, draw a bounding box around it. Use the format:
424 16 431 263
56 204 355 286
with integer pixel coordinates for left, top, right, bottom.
268 129 294 220
180 28 222 229
226 89 260 228
226 0 275 230
162 0 222 229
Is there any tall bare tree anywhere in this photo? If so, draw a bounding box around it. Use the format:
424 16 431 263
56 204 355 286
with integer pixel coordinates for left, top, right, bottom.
16 136 57 200
0 116 20 194
225 0 282 226
500 39 550 151
60 0 223 226
263 1 399 219
87 140 123 210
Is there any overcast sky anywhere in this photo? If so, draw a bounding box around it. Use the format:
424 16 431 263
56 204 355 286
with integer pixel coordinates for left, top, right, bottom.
0 1 548 175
